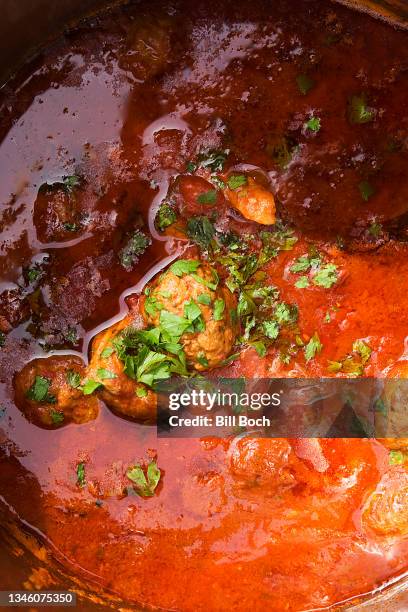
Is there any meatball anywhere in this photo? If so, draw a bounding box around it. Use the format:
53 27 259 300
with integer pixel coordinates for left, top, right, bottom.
87 315 156 421
228 437 294 488
33 179 83 243
224 177 276 225
376 360 408 448
14 355 99 428
362 470 408 536
143 260 238 370
121 16 172 80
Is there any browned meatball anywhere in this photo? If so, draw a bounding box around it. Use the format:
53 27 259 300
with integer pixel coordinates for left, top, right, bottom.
376 360 408 448
87 315 156 421
33 179 83 243
121 16 172 80
143 260 238 370
362 470 408 536
14 355 99 428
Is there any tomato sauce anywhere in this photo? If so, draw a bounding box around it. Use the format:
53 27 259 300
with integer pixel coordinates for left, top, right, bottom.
0 0 407 609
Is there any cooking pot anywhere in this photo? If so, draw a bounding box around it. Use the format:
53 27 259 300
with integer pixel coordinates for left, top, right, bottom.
0 0 407 609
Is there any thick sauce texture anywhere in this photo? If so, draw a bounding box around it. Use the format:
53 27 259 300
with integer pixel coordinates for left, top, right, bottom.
0 0 408 610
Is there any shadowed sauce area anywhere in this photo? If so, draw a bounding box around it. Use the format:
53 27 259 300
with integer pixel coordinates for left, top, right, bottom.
0 0 408 610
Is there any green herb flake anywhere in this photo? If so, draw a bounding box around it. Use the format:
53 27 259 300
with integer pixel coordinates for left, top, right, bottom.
119 231 151 271
251 341 267 357
76 462 86 487
156 202 177 231
304 116 321 132
197 293 211 306
27 267 41 283
295 276 310 289
197 190 217 205
63 175 81 192
96 368 117 380
312 264 338 288
352 339 372 364
101 346 114 359
50 410 64 425
359 180 375 202
197 352 209 368
213 298 225 321
227 175 247 190
26 376 56 404
170 259 201 277
348 95 375 124
262 320 280 340
82 379 103 395
136 386 148 398
296 74 315 95
127 460 161 497
368 221 382 238
304 332 323 362
186 216 215 252
66 370 81 389
389 450 407 465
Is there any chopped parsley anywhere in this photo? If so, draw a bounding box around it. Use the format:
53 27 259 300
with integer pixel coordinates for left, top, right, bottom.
197 293 211 306
170 259 201 277
127 460 161 497
389 450 407 465
291 251 338 289
328 339 372 376
63 175 81 193
96 368 117 380
304 332 323 362
262 320 280 340
227 175 247 190
186 216 216 252
50 410 64 425
348 95 375 124
119 230 151 271
368 221 382 238
213 298 225 321
82 379 103 395
359 180 375 202
136 386 148 398
304 116 321 132
66 370 81 388
26 376 56 404
196 190 217 205
155 201 177 231
101 346 114 359
296 74 315 95
195 149 229 173
312 263 338 288
76 462 86 487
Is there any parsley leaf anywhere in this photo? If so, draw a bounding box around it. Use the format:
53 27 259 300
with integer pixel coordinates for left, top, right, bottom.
50 410 64 425
96 368 117 380
197 190 217 205
213 298 225 321
348 94 375 124
197 293 211 306
186 216 215 251
170 259 201 277
26 376 56 403
66 370 81 388
263 320 280 340
295 276 309 288
119 231 151 271
304 333 323 362
127 461 161 497
227 175 247 190
76 462 86 487
304 116 321 132
312 263 338 288
82 379 103 395
155 202 177 231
